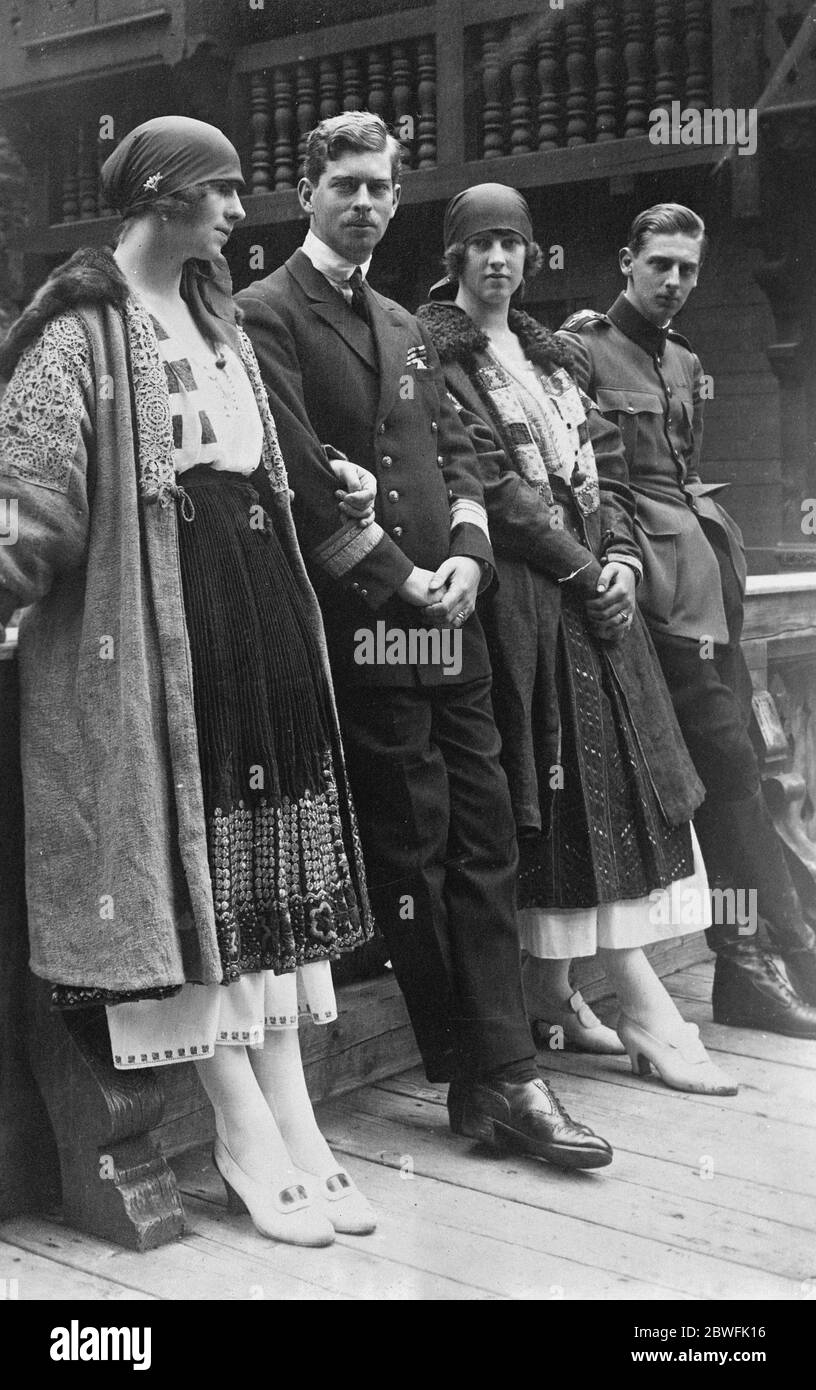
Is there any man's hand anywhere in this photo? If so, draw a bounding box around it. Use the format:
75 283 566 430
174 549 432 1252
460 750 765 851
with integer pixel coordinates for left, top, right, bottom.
329 459 377 528
397 566 436 608
421 556 481 628
584 561 636 643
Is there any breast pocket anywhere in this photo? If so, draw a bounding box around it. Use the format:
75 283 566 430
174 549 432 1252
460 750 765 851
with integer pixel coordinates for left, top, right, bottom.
594 387 663 460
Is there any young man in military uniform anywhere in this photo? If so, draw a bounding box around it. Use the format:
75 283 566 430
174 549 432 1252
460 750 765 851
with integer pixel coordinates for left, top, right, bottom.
560 202 816 1038
237 112 613 1170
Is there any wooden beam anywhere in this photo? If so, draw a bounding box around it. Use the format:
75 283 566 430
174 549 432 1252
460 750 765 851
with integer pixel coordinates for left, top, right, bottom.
235 8 437 72
20 10 171 52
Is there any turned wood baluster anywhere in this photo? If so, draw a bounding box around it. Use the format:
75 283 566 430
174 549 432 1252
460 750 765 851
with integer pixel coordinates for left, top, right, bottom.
78 124 97 221
509 19 534 155
481 25 505 159
318 57 341 121
653 0 679 111
565 4 589 147
536 18 561 151
97 130 113 217
416 37 437 168
60 130 78 223
296 62 317 174
623 0 648 139
272 66 295 189
342 51 363 112
250 71 272 193
594 1 618 142
367 46 390 122
684 0 710 110
391 43 414 167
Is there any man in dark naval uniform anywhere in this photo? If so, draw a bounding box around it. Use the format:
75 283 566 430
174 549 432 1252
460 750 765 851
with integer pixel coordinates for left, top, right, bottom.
237 111 612 1169
560 202 816 1038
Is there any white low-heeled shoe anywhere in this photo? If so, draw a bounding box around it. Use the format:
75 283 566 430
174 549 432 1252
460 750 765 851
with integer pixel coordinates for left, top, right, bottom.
213 1137 335 1246
617 1014 738 1096
295 1165 377 1235
532 990 627 1055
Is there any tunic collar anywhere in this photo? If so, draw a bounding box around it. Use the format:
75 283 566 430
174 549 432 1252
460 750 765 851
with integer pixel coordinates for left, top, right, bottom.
607 292 670 359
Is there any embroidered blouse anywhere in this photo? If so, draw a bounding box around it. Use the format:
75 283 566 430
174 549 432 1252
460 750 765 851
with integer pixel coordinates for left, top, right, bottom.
152 315 264 474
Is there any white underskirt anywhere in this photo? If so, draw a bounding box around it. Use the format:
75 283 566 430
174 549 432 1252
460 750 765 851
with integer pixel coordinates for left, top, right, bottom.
106 959 336 1070
519 825 711 959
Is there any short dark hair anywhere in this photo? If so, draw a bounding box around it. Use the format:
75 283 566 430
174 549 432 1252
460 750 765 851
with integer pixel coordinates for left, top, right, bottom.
444 238 543 283
303 111 403 186
627 203 707 260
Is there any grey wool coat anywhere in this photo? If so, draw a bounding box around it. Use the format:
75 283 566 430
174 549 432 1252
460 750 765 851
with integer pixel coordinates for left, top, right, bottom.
0 247 358 994
416 299 705 833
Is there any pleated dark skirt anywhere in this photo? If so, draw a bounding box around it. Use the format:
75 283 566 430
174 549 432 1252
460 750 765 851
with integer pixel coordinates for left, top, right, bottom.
174 465 372 980
517 586 695 913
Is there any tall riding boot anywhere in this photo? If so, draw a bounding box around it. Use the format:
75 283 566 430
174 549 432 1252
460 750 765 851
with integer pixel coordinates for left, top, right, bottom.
727 789 816 1007
694 796 816 1035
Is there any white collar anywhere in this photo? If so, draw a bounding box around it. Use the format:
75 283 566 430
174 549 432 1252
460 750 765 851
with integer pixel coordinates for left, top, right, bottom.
301 229 372 288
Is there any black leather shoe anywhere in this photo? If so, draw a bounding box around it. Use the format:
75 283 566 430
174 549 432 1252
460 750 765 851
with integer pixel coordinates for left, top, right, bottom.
447 1075 613 1169
712 944 816 1039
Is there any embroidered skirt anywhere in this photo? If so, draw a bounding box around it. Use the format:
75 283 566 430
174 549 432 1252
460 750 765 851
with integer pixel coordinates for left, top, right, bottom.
102 466 373 1063
516 586 701 954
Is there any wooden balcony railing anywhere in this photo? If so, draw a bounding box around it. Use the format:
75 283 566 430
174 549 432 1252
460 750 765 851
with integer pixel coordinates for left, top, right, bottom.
6 0 742 244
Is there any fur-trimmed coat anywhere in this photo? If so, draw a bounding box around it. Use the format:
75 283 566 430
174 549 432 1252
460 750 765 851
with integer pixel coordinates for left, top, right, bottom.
0 247 350 993
417 299 704 832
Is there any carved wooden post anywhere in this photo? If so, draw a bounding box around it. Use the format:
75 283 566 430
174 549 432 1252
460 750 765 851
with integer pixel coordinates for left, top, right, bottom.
391 43 414 166
509 19 533 155
318 57 341 121
594 1 618 142
250 71 272 193
367 46 389 122
684 0 710 110
537 19 561 151
61 129 79 223
26 978 186 1251
481 24 505 159
342 51 363 112
565 4 589 147
296 62 317 174
653 0 679 111
272 66 294 189
623 0 648 138
416 37 437 167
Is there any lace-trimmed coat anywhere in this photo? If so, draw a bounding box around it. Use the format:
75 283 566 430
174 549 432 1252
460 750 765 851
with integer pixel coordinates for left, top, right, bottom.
0 247 358 994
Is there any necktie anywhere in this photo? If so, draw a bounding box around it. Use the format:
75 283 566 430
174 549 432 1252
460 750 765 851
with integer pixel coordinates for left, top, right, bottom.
347 266 370 325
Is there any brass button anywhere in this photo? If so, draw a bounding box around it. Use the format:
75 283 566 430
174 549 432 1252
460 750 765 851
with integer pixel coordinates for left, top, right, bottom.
393 525 403 538
382 455 393 468
387 489 399 502
359 588 368 598
437 454 444 466
430 421 438 433
378 422 386 434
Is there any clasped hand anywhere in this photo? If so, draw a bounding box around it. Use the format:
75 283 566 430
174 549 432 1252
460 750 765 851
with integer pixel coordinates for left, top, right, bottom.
398 557 482 628
583 561 637 643
330 459 377 527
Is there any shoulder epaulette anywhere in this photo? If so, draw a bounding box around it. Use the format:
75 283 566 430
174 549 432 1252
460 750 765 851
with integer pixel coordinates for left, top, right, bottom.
667 327 693 351
560 309 611 332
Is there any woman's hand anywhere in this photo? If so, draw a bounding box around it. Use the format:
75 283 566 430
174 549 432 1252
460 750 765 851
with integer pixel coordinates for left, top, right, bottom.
329 459 377 528
421 556 482 628
584 561 636 643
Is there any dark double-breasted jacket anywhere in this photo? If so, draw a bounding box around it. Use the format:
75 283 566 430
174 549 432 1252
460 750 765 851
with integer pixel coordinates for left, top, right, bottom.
559 293 746 646
236 250 494 686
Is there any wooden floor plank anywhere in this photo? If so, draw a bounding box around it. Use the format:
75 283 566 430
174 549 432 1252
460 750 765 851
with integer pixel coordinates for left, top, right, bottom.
0 1240 156 1301
0 1214 350 1302
378 1067 816 1199
532 1045 816 1129
174 1148 684 1301
315 1089 808 1298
